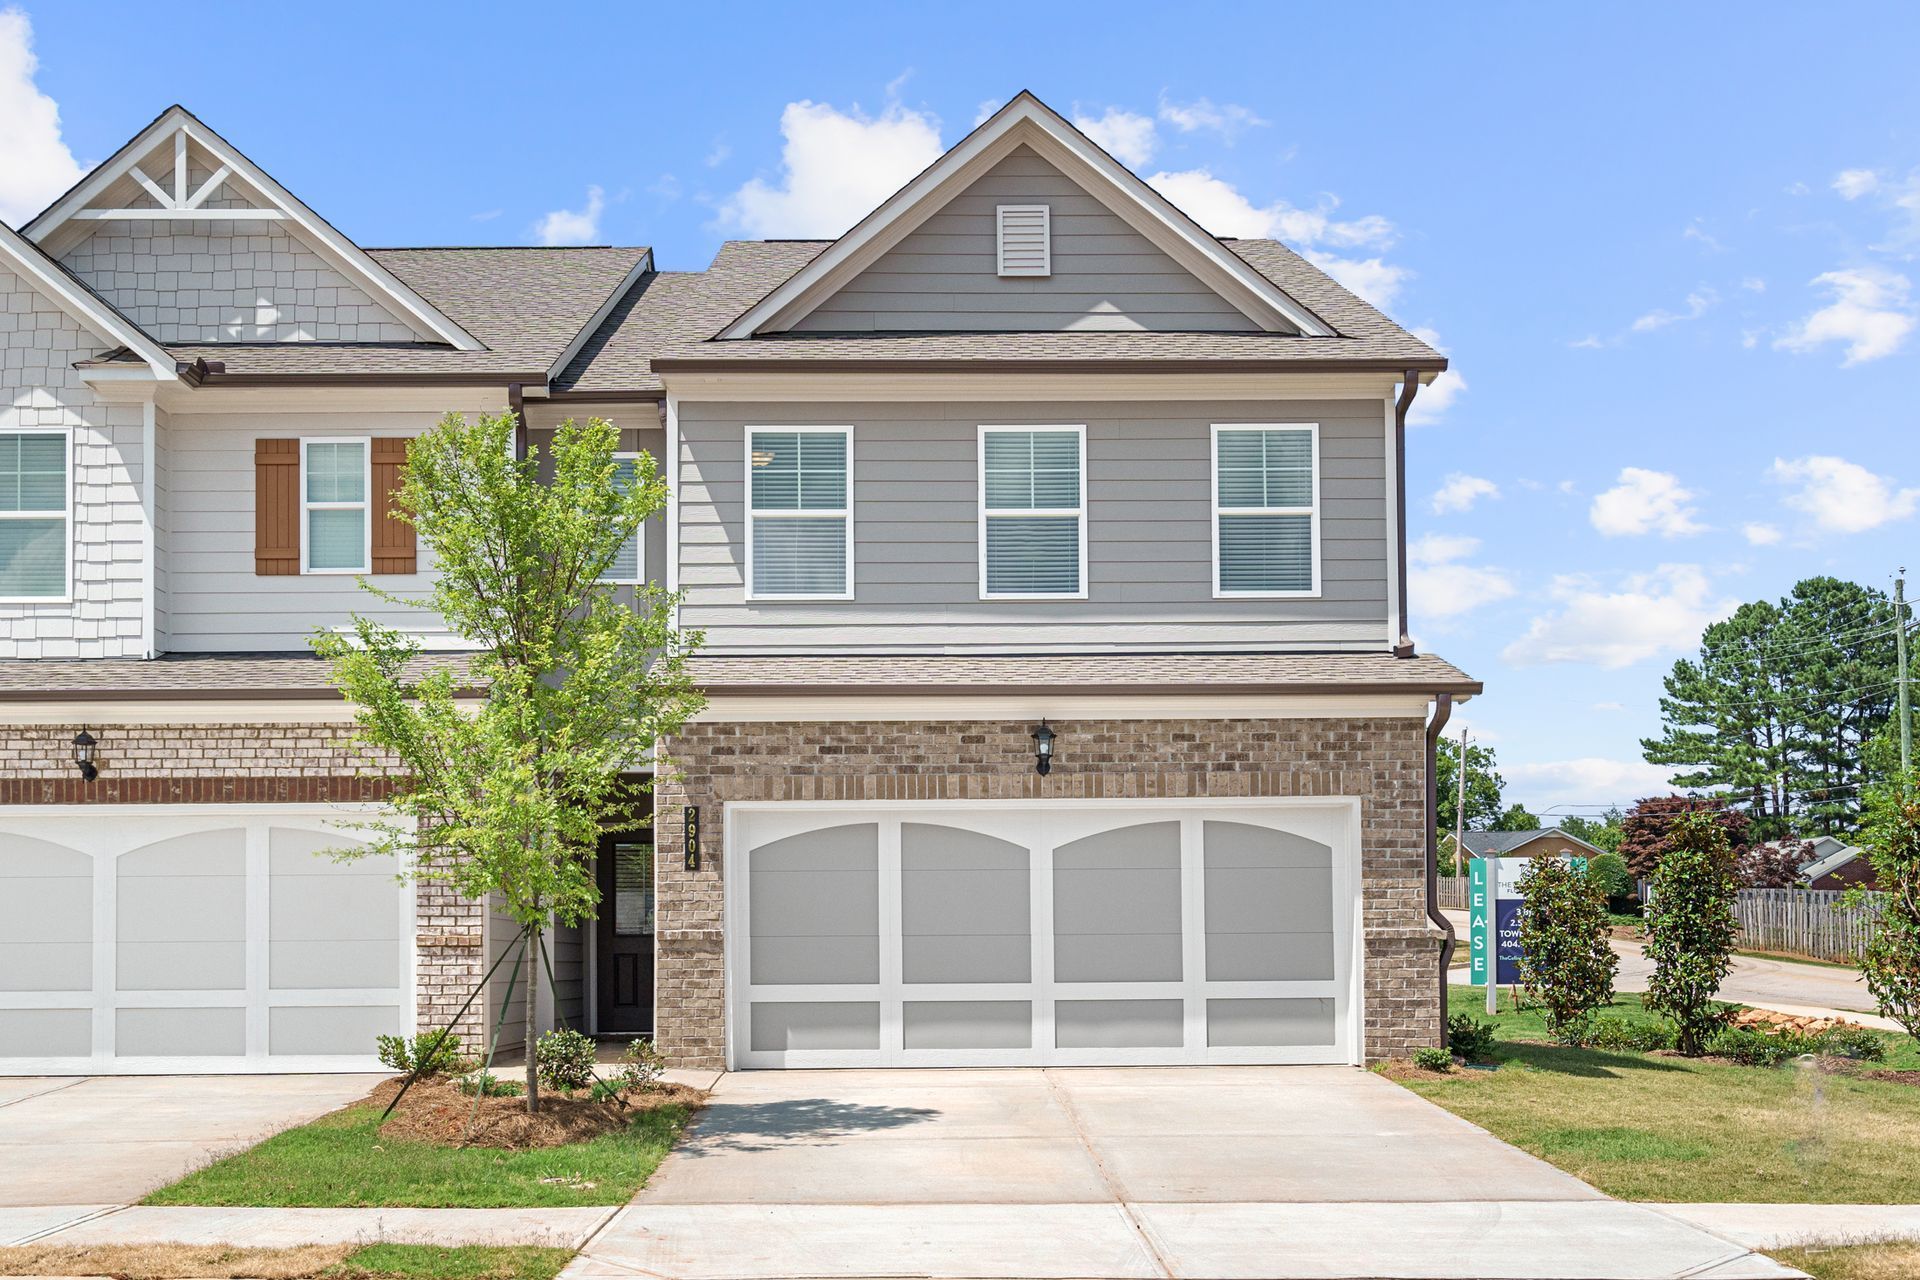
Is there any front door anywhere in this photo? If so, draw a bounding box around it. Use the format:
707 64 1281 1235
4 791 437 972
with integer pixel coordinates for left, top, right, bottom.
595 834 655 1035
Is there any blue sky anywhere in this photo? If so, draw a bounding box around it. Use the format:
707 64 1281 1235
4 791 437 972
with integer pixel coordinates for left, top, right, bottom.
5 3 1918 814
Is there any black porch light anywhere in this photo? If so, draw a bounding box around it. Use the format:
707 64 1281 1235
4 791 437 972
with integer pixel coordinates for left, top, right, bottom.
72 727 99 783
1030 720 1056 777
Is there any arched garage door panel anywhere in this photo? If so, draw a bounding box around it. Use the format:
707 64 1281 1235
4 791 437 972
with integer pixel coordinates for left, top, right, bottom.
729 801 1360 1069
0 809 411 1075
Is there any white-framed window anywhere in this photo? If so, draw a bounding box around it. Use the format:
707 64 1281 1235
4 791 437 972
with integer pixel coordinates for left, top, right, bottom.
1212 423 1319 598
301 438 370 575
979 425 1086 599
598 451 646 584
0 429 72 602
745 426 852 600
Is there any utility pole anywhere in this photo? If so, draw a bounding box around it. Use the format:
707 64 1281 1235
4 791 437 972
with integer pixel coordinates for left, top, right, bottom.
1899 572 1912 786
1455 726 1469 882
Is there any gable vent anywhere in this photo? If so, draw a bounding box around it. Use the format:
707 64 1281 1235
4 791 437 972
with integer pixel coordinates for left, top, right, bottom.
996 204 1051 277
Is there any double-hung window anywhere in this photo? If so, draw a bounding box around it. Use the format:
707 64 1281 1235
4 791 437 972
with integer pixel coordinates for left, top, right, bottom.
1213 424 1319 597
980 426 1085 599
598 452 644 584
0 430 71 601
746 427 851 599
301 438 370 574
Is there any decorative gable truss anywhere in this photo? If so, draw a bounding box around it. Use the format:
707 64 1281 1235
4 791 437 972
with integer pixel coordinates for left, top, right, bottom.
720 92 1337 339
24 107 483 349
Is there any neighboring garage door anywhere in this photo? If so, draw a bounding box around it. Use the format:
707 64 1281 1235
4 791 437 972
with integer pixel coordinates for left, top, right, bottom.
728 800 1360 1069
0 807 411 1075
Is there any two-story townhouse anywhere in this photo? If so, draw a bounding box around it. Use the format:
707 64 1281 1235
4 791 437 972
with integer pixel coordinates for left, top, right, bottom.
0 93 1476 1076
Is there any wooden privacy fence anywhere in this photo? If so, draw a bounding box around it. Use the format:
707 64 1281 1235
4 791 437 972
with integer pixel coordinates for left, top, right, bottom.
1735 888 1882 962
1437 876 1469 911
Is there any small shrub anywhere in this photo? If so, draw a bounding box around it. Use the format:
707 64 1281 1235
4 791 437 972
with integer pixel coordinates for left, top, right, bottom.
1860 779 1920 1044
1587 1015 1676 1052
456 1069 524 1097
1515 857 1619 1045
1809 1024 1887 1062
1706 1026 1799 1067
535 1028 598 1093
375 1031 474 1078
1446 1014 1498 1062
1643 811 1741 1055
1585 852 1637 912
1412 1046 1453 1072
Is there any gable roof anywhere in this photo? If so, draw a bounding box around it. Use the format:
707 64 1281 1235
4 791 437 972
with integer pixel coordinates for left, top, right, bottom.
1799 843 1864 884
22 105 483 352
1456 828 1610 859
718 92 1337 340
0 218 177 378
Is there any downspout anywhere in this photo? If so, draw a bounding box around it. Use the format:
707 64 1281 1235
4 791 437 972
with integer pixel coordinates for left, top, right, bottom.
1425 691 1455 1049
1392 371 1421 658
508 382 529 460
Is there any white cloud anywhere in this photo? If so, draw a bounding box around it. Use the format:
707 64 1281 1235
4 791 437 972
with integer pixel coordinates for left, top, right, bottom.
1502 564 1735 669
1073 106 1157 168
1682 221 1726 252
1769 455 1920 533
1774 267 1915 365
532 185 605 246
1741 276 1766 293
1431 472 1499 514
1589 468 1706 538
1631 287 1717 332
1305 253 1409 310
1568 334 1606 350
1742 522 1783 546
1407 533 1515 621
719 99 944 238
1505 757 1676 811
1833 168 1881 200
1404 327 1465 423
1157 94 1268 141
0 8 85 226
704 139 731 168
1591 701 1626 712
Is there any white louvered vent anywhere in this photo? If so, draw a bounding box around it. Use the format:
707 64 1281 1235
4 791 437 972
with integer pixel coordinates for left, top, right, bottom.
996 204 1051 277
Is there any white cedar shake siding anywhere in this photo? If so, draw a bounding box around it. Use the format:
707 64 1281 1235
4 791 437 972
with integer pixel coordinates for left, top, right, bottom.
791 145 1261 333
0 262 150 659
676 398 1387 652
164 408 476 650
57 162 430 344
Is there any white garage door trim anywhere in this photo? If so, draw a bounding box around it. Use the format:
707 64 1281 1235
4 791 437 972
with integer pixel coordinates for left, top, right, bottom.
0 804 415 1076
725 797 1363 1070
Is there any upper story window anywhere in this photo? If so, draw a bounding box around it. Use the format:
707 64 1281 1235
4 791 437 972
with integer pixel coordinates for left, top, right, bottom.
746 427 851 599
301 438 370 574
996 204 1051 277
1213 424 1319 597
0 430 70 601
598 452 644 584
979 426 1085 599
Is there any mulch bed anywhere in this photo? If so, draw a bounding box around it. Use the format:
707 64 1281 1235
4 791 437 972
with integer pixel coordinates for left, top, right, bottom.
364 1076 704 1149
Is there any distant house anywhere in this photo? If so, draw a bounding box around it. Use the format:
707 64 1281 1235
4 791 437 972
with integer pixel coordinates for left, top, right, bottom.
1453 828 1610 862
1798 842 1878 891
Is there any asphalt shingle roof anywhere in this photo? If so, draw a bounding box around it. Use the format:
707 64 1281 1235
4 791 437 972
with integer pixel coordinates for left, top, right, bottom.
0 652 480 700
1457 829 1606 857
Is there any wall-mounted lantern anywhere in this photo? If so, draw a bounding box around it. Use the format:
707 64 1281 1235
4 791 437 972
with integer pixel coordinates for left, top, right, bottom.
1030 720 1056 777
72 728 99 783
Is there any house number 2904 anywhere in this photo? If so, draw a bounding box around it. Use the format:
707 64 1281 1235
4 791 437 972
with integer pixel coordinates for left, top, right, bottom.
684 805 701 871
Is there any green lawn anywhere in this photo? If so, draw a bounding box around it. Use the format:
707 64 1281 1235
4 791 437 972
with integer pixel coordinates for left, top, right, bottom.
0 1244 573 1280
331 1246 573 1280
1771 1241 1920 1280
144 1097 692 1208
1397 986 1920 1202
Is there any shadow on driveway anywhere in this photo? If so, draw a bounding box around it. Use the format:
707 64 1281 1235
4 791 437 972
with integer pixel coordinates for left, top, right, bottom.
675 1097 941 1154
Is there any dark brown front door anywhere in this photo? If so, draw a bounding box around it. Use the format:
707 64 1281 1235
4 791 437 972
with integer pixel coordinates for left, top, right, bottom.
596 833 655 1035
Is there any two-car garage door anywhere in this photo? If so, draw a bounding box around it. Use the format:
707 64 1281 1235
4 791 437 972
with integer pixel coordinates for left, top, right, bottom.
1 808 410 1074
728 800 1360 1068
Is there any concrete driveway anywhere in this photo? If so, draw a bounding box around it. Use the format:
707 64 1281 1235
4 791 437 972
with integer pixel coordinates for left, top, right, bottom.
0 1074 383 1206
570 1067 1797 1280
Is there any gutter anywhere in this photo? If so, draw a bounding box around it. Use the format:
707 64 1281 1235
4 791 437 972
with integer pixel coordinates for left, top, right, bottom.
695 678 1483 699
650 356 1451 376
1425 692 1456 1051
175 359 550 388
509 382 529 459
1392 370 1420 658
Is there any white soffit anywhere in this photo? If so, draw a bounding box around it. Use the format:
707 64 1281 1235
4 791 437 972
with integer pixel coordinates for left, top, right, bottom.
23 106 484 352
719 92 1336 340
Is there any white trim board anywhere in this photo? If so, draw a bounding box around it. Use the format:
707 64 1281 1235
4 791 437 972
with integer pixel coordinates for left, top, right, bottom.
698 693 1437 723
0 221 176 378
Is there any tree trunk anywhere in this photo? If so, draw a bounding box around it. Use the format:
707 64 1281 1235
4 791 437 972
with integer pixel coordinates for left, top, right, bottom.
524 924 541 1114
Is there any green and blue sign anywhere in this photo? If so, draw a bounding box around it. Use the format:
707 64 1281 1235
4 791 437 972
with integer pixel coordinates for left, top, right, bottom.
1469 855 1586 986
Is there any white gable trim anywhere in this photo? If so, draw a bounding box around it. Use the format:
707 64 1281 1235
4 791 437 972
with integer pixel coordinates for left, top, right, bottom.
0 221 176 379
718 93 1336 340
24 107 484 352
546 250 655 382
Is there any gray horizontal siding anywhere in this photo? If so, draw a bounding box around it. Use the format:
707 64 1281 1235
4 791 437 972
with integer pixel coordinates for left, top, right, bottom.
791 146 1261 334
677 398 1390 653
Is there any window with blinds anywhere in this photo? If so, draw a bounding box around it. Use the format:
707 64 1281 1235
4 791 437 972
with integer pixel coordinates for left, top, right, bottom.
599 454 644 584
996 204 1051 276
0 431 69 600
747 428 851 598
1214 425 1318 596
980 427 1084 598
301 439 369 574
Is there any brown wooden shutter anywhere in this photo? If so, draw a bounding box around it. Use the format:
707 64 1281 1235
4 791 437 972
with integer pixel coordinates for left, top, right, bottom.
370 437 416 574
253 439 300 575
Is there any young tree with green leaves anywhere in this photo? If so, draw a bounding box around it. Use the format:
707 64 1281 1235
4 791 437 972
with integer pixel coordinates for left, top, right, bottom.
1515 857 1618 1044
1435 736 1506 835
1560 810 1625 854
314 411 702 1111
1641 811 1740 1054
1860 775 1920 1042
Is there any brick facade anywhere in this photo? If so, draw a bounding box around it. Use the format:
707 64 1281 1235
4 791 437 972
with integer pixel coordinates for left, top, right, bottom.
652 714 1447 1068
0 720 487 1044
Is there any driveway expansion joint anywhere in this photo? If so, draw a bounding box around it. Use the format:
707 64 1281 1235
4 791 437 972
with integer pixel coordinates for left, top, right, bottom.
1041 1067 1176 1280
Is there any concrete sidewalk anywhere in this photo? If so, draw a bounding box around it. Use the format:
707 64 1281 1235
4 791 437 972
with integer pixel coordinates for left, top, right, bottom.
0 1205 614 1249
